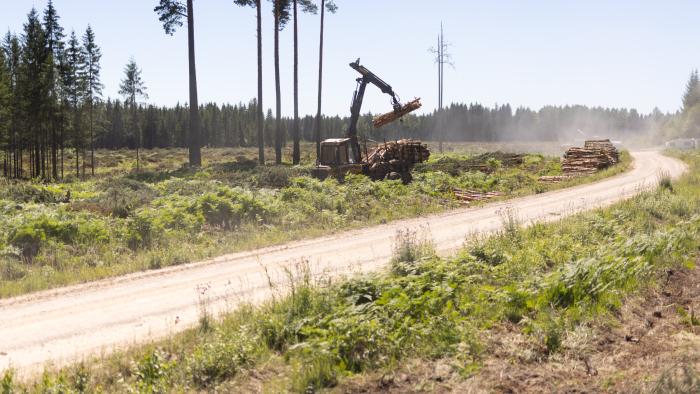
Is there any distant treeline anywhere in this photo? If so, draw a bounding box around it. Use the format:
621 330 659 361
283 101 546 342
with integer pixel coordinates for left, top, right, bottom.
91 100 669 150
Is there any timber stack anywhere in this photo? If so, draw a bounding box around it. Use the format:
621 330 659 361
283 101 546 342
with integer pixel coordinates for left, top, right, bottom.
366 139 430 180
561 139 619 176
584 139 620 164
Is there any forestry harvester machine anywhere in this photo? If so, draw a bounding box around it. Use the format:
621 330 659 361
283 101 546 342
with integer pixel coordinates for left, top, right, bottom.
312 59 428 183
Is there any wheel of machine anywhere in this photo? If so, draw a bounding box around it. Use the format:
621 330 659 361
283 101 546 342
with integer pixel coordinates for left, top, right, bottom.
387 171 401 180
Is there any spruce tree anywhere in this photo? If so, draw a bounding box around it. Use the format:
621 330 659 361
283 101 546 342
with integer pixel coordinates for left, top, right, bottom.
2 32 22 178
154 0 202 167
682 70 700 112
20 8 52 179
0 50 11 177
62 30 86 177
43 0 64 179
82 25 103 175
119 58 148 172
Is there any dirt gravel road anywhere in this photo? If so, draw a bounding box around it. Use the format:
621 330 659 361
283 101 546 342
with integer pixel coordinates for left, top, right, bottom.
0 151 687 375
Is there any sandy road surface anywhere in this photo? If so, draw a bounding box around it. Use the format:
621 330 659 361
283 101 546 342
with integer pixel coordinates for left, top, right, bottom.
0 151 687 375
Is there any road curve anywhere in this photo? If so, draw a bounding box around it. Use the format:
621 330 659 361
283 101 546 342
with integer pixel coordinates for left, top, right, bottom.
0 151 687 375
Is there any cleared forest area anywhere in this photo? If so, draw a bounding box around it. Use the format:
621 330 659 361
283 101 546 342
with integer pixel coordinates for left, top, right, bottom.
2 150 695 393
0 143 630 298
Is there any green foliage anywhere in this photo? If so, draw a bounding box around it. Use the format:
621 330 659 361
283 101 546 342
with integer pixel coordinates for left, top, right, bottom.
132 349 174 394
188 328 257 388
96 177 156 217
1 370 14 394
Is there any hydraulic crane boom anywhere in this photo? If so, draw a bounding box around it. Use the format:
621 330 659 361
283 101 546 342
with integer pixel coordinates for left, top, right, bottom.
346 59 403 163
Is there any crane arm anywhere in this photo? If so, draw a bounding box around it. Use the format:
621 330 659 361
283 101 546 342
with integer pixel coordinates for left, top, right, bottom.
346 59 402 163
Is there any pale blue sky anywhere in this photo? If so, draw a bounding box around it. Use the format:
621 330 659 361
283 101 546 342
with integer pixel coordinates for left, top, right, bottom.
2 1 699 116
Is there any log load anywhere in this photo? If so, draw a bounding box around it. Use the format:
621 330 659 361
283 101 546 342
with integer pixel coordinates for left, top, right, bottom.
561 139 619 176
366 139 430 181
373 98 422 128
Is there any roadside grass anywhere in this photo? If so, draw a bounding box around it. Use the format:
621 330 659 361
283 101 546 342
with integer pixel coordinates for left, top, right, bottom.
0 146 631 298
3 151 696 393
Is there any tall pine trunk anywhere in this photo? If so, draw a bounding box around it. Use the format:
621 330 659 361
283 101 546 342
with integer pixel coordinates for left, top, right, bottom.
256 0 264 165
292 0 300 165
314 0 326 161
187 0 202 167
90 101 95 175
274 5 282 165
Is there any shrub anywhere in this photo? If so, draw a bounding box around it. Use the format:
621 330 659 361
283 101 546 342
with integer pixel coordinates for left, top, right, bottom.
96 178 156 217
9 226 45 260
127 214 159 250
1 260 28 281
193 187 270 229
188 330 257 388
2 183 60 204
132 349 174 394
390 229 435 276
255 166 292 188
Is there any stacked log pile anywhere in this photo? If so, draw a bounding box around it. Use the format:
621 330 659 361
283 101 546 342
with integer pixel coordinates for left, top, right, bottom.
561 139 619 176
453 189 503 204
373 98 422 128
366 139 430 180
584 139 619 164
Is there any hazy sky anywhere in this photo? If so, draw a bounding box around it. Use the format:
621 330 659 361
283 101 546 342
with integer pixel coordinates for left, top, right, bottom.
2 1 699 116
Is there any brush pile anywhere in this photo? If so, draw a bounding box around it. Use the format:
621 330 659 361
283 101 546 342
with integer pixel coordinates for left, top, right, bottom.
562 139 619 176
373 98 422 128
366 139 430 180
453 189 503 205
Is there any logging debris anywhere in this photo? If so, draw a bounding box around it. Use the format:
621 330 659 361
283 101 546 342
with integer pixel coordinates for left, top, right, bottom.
453 189 504 204
538 175 573 183
373 98 422 128
422 152 525 176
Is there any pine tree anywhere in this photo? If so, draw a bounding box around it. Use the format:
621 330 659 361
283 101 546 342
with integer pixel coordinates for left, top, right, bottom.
234 0 265 164
154 0 202 167
291 0 317 164
314 0 336 160
271 0 291 164
682 70 700 112
82 25 103 176
119 58 148 172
